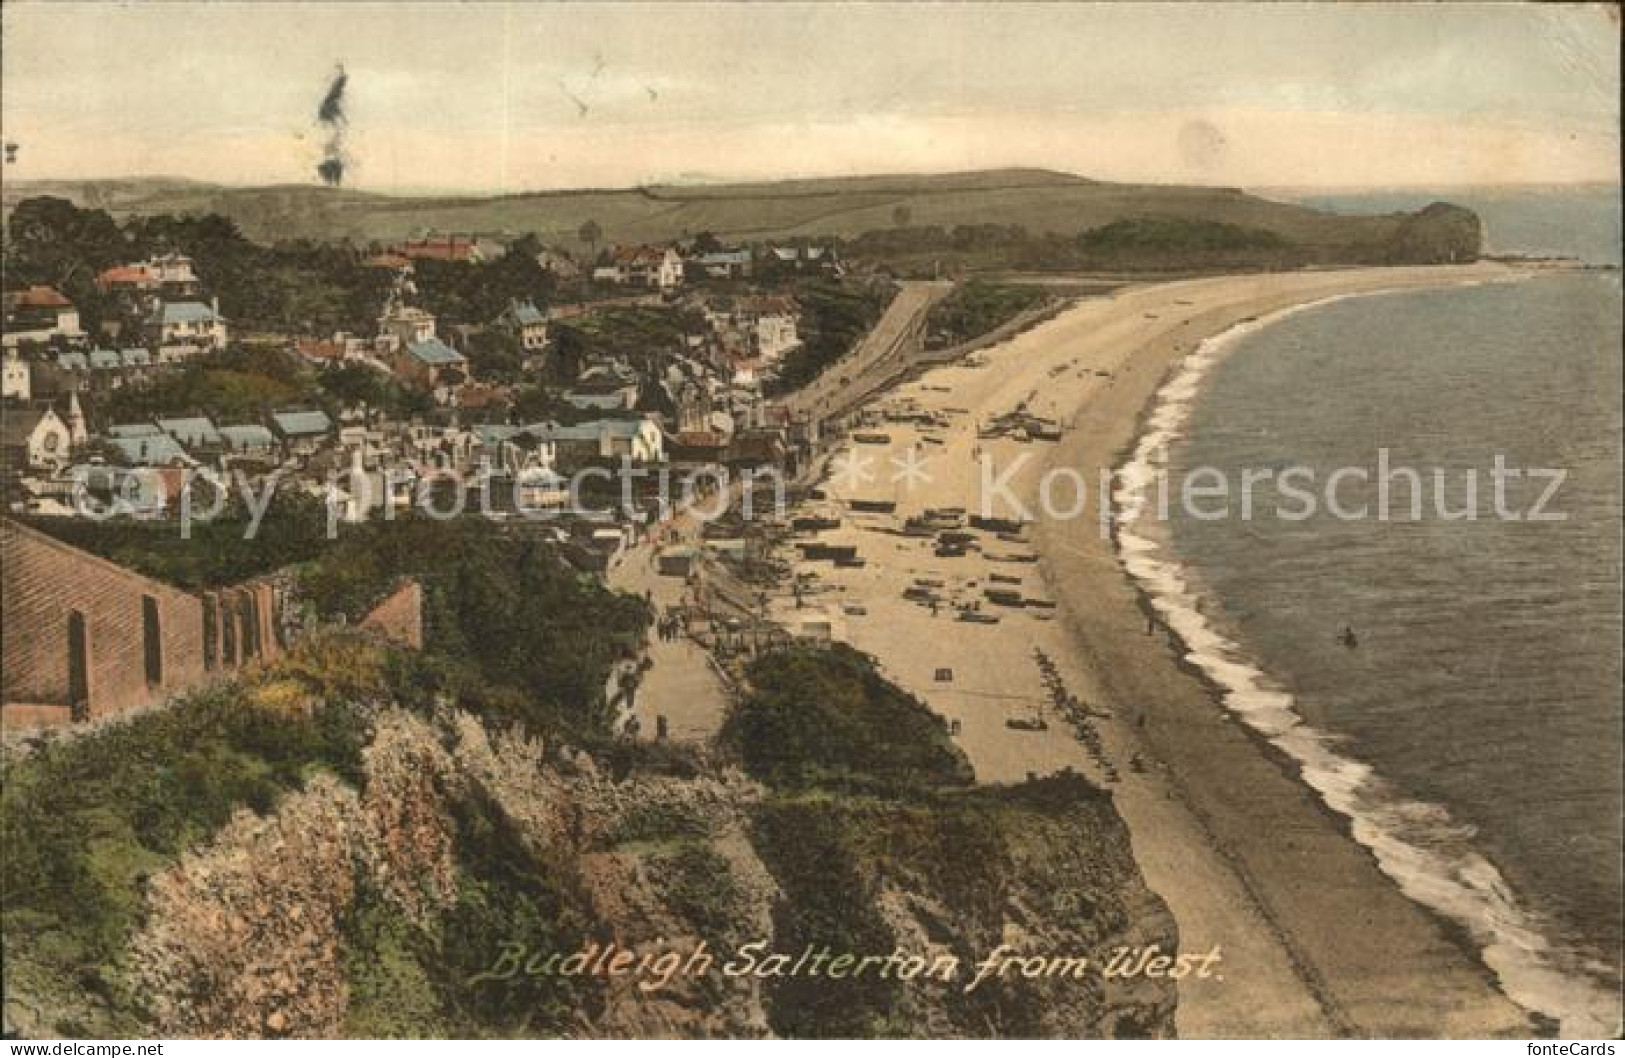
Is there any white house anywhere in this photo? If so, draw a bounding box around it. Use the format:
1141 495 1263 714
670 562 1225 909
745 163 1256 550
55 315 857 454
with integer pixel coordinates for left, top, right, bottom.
97 254 201 297
499 300 549 352
377 304 438 347
538 417 665 465
595 246 684 291
2 405 72 472
2 351 30 401
702 294 801 363
150 300 228 351
689 248 753 279
3 287 84 349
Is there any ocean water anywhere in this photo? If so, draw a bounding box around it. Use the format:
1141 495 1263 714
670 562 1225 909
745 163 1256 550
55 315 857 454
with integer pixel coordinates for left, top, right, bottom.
1116 268 1622 1036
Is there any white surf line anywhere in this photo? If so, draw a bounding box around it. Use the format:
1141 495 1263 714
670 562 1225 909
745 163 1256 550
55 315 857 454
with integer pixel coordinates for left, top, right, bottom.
1111 284 1619 1038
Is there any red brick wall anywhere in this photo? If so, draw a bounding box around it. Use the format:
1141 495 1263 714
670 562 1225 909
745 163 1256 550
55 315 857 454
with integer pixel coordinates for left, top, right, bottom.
359 580 423 649
1 520 284 727
1 704 73 728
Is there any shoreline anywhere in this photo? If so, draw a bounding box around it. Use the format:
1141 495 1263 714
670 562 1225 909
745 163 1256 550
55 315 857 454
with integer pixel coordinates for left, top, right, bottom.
775 263 1542 1037
1103 284 1621 1039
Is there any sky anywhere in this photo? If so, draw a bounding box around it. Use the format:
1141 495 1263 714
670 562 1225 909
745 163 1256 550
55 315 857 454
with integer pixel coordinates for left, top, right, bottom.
2 1 1619 194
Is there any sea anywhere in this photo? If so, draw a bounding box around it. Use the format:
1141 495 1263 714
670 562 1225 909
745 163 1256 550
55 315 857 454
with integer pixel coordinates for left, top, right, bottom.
1116 188 1623 1036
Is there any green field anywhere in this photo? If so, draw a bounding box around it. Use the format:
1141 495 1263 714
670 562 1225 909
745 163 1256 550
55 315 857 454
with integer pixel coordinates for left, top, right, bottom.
3 168 1467 261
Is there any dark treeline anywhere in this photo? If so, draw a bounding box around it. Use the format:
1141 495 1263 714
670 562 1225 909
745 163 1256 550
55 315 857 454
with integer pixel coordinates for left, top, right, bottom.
3 197 554 338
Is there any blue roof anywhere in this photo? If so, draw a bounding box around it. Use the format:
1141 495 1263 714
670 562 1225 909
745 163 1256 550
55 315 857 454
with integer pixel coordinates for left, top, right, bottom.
271 409 334 437
218 424 275 450
108 422 163 438
89 349 123 370
108 433 189 466
533 418 653 442
121 348 152 366
57 351 88 370
476 424 522 447
156 416 221 447
406 337 465 366
161 301 218 324
512 302 546 325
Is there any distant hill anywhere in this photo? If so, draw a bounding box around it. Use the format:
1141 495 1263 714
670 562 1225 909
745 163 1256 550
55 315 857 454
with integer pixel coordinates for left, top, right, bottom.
2 168 1478 264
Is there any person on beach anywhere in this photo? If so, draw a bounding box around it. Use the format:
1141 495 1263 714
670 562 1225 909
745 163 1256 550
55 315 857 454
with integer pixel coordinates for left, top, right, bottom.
1340 625 1359 649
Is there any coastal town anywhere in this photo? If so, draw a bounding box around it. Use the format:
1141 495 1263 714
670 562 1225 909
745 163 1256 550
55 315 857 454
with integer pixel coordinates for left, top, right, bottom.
0 170 1582 1040
2 230 846 529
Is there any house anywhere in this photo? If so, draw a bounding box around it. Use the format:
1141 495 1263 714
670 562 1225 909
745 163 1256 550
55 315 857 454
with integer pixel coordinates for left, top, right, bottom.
87 348 129 388
498 300 549 352
513 467 570 513
218 424 277 457
564 364 640 411
95 264 156 295
473 236 510 262
85 347 151 383
391 337 467 391
535 248 581 279
3 287 85 348
688 248 754 280
474 424 557 475
377 304 438 348
364 252 415 274
403 423 478 470
538 417 665 467
2 405 73 472
666 429 730 468
105 423 193 468
271 409 335 457
3 351 30 401
594 246 684 291
704 294 801 363
149 300 227 352
96 254 201 298
393 236 481 263
766 243 842 276
156 416 223 453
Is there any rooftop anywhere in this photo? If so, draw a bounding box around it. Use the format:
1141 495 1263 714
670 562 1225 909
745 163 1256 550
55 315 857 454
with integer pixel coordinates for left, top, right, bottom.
13 285 73 309
108 433 190 467
159 301 220 325
406 337 466 366
271 409 335 437
218 424 276 449
156 416 222 447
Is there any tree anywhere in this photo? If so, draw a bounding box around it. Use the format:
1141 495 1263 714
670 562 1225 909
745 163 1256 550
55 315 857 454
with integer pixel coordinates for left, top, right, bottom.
507 233 543 259
891 204 913 228
3 198 129 334
577 219 603 258
464 329 525 383
691 231 723 254
319 362 388 410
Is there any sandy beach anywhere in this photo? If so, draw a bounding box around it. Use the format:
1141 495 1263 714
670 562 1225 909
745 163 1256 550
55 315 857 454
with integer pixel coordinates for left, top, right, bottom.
768 264 1538 1038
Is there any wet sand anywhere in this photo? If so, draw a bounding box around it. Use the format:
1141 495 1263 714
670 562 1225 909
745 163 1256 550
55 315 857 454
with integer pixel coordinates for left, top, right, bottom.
774 265 1534 1037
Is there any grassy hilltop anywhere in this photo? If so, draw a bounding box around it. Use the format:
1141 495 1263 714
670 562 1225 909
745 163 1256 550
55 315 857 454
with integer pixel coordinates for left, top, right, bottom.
3 168 1480 265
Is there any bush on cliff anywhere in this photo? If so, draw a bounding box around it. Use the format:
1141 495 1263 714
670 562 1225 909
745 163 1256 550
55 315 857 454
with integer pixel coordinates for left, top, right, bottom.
727 643 973 792
298 518 651 741
1 643 373 1036
925 280 1047 348
343 784 600 1038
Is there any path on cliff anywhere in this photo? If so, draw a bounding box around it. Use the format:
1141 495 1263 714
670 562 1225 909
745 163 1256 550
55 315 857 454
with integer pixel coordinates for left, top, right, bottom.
607 509 733 744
